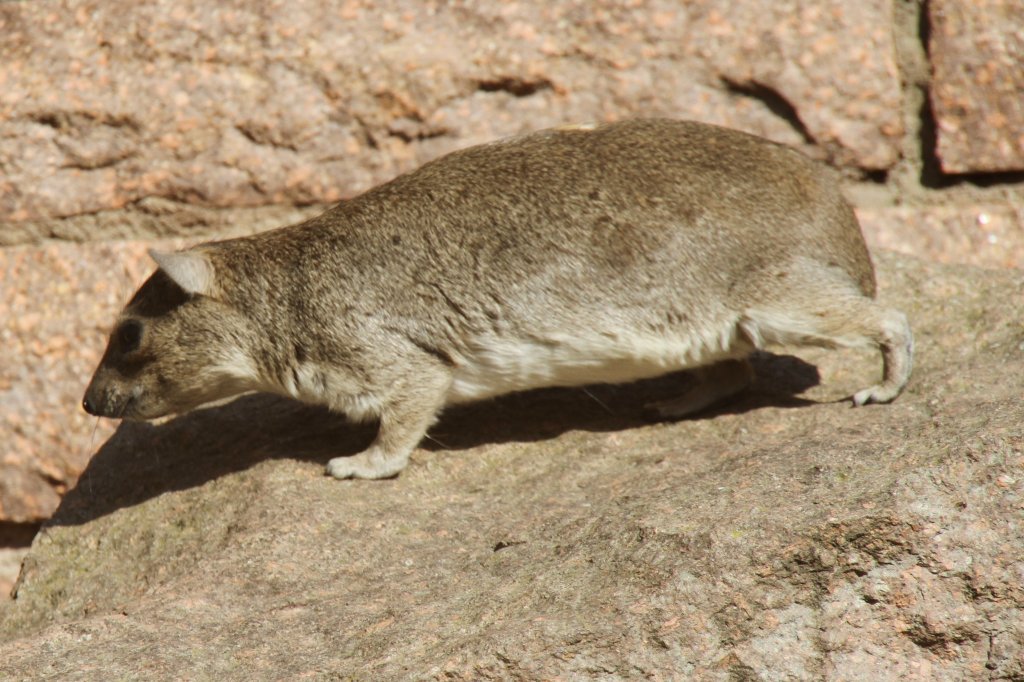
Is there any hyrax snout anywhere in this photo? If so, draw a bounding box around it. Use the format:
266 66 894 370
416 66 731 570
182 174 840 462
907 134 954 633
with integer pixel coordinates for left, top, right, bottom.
84 118 913 479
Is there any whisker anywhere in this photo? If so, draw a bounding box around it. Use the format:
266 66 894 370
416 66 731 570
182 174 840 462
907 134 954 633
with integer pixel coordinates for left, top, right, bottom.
580 387 614 415
423 432 450 449
84 415 101 496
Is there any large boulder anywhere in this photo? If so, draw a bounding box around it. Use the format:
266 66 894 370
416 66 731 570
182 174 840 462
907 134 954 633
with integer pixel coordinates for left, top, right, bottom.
1 0 902 234
929 0 1024 173
1 252 1021 678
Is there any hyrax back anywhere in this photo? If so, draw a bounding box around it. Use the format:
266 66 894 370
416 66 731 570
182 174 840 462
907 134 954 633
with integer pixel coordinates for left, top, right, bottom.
83 119 913 479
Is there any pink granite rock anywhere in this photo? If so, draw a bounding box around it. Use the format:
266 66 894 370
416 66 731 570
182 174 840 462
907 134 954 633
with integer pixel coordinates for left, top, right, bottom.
857 204 1024 270
0 241 177 522
0 0 903 232
684 1 903 169
929 0 1024 173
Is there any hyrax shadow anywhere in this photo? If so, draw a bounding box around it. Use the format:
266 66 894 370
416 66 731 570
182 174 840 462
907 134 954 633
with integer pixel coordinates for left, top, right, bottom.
63 353 822 524
83 119 913 480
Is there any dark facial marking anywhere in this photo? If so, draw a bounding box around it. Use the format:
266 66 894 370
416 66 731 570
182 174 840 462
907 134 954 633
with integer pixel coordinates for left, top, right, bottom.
116 319 143 353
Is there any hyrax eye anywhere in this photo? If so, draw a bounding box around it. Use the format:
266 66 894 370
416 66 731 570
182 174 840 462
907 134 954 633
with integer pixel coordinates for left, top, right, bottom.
116 320 143 352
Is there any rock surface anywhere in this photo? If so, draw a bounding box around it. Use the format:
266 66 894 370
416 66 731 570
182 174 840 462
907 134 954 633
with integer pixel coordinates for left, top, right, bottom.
0 241 155 523
2 253 1022 679
0 0 902 230
929 0 1024 173
858 203 1024 270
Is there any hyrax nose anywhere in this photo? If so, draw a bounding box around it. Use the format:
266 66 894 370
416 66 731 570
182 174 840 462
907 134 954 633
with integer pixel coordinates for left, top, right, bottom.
82 384 104 416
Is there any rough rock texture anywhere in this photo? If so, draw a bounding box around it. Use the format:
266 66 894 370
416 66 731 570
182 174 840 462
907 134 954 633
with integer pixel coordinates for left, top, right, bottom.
0 0 902 231
858 203 1024 270
929 0 1024 173
1 253 1022 679
0 240 172 523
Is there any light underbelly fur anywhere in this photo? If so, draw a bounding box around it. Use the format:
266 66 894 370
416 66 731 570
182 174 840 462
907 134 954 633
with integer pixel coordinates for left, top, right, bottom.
445 322 749 404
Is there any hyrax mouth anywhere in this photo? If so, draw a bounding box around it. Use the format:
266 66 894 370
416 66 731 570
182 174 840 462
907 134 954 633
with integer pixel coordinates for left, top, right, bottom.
82 381 141 420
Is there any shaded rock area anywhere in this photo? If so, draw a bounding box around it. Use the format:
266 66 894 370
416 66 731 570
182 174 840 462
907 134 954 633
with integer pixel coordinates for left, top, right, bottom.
1 253 1022 679
929 0 1024 174
0 0 903 230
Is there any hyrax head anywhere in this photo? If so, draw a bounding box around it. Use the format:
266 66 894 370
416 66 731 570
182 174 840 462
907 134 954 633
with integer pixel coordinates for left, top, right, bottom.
83 249 259 421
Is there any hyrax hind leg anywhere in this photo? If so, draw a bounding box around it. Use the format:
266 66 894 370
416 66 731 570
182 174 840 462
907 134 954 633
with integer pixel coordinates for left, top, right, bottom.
741 288 913 406
646 359 755 419
847 301 914 405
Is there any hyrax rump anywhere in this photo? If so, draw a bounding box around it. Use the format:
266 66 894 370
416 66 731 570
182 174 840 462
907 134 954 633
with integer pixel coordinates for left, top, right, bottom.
84 119 913 479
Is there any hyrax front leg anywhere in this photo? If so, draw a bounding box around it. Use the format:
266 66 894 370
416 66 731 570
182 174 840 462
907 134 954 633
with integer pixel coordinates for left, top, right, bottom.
326 364 451 480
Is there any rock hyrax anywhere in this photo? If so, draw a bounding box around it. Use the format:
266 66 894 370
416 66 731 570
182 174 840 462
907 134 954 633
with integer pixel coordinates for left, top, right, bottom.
84 119 913 479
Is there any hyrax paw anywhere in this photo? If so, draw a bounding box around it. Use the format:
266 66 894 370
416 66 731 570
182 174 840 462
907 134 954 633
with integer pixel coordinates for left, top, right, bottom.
325 457 359 480
644 386 735 420
852 383 900 406
326 453 406 480
643 397 697 421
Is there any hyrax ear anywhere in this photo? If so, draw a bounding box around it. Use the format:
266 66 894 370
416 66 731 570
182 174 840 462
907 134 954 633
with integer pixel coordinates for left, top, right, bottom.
149 248 215 297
